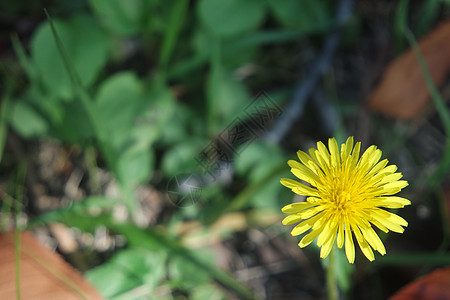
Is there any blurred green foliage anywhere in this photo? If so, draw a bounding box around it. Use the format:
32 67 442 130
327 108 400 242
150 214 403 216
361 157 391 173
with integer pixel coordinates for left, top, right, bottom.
8 0 333 214
4 0 448 298
4 0 336 298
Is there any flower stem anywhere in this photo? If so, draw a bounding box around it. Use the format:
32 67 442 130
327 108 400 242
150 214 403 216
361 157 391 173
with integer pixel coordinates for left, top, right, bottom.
326 247 339 300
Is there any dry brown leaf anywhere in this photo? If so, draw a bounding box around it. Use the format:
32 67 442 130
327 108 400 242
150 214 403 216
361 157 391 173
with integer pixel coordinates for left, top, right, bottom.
0 231 103 300
367 21 450 119
389 267 450 300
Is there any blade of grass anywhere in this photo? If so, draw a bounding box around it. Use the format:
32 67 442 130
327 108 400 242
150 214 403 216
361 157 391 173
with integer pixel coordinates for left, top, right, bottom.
207 37 222 135
4 232 95 300
158 0 188 72
42 9 113 167
0 94 11 164
43 10 138 209
401 4 450 277
106 220 256 300
14 230 21 300
11 34 39 85
402 18 450 187
29 211 255 300
404 29 450 133
436 189 450 252
0 192 13 230
42 10 101 134
13 162 26 300
394 0 409 53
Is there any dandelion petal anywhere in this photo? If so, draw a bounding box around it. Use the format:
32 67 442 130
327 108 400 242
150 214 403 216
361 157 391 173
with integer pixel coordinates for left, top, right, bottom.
280 137 410 263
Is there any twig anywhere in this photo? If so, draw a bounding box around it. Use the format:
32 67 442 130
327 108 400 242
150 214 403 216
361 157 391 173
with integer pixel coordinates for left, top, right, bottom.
264 0 353 144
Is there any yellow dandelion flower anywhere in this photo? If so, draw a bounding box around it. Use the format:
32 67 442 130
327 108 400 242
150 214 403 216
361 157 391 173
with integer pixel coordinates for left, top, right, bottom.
281 136 410 263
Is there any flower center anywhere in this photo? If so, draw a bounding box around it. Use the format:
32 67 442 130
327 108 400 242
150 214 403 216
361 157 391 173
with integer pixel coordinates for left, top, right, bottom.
320 171 363 216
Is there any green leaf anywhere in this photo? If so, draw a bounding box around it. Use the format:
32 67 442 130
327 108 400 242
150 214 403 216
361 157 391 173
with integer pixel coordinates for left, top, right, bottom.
416 0 441 36
137 76 177 143
31 82 66 119
162 140 205 177
11 86 65 139
267 0 330 30
95 72 144 148
88 0 148 36
57 100 94 142
146 77 176 125
197 0 266 37
31 14 110 99
28 196 117 232
193 29 257 69
207 66 250 133
235 141 284 183
86 248 167 300
10 101 48 137
116 144 154 189
155 106 192 145
233 142 286 209
227 157 288 213
190 284 227 300
11 35 39 87
250 179 283 209
168 248 215 290
94 73 176 189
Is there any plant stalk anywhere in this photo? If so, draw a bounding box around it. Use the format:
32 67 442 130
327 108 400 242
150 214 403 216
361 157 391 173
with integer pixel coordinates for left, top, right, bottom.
326 247 339 300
